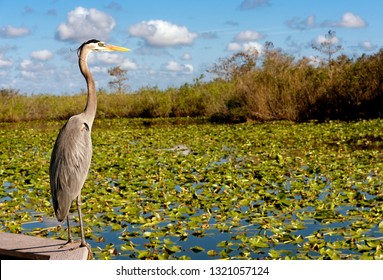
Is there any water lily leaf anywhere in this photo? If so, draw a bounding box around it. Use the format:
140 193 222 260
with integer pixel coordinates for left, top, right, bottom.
190 246 204 253
137 250 150 259
217 240 234 248
356 244 373 252
207 249 218 256
165 245 181 253
143 231 153 238
249 236 269 248
268 249 281 258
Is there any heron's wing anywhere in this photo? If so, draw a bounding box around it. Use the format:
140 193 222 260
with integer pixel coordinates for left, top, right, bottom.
49 115 92 221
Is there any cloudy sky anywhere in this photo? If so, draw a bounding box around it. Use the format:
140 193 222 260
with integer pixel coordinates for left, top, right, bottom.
0 0 381 94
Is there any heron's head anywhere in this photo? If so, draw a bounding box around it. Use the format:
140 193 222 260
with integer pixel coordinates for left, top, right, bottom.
77 39 130 57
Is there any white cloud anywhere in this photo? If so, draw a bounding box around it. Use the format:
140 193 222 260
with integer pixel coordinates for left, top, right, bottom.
181 53 192 61
322 12 367 28
227 41 263 53
0 55 13 68
228 30 264 53
360 41 375 51
0 25 30 38
19 59 47 79
315 34 340 45
56 7 116 42
128 20 197 47
91 52 123 64
20 59 33 70
120 59 138 70
31 50 53 61
163 61 193 74
307 56 322 67
243 41 264 53
89 52 138 70
227 42 242 52
89 66 106 73
21 71 35 79
235 30 264 42
339 12 366 28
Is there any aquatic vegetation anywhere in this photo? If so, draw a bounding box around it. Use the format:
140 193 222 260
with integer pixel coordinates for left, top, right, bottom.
1 118 383 259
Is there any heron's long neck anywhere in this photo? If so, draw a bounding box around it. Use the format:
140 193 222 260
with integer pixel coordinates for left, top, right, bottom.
79 51 96 128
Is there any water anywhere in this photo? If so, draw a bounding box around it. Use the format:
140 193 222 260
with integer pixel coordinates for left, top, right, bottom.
20 193 382 260
1 182 15 202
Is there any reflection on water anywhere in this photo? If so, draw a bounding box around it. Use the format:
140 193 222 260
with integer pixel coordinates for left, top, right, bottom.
1 182 14 202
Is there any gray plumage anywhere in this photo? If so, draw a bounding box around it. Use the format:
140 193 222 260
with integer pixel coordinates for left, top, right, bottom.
50 116 92 222
49 39 129 247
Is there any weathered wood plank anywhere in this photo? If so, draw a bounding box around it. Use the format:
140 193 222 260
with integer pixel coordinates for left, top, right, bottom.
0 232 89 260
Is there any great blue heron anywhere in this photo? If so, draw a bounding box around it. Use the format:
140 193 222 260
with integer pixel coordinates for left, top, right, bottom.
49 39 129 248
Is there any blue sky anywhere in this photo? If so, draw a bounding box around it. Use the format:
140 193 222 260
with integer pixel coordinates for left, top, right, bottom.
0 0 381 94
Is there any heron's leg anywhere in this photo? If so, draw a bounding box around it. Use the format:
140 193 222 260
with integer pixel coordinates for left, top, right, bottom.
76 195 93 259
67 216 73 243
58 216 74 248
76 195 86 247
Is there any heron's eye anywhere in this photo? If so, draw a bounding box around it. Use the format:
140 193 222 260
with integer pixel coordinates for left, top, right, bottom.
98 42 104 47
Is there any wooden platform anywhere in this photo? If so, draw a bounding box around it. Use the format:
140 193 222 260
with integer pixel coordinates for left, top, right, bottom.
0 232 89 260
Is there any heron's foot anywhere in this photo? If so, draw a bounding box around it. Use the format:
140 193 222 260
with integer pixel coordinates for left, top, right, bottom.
58 239 75 249
80 242 94 260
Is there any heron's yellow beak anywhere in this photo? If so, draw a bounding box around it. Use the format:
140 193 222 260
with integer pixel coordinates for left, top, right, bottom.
105 44 131 52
